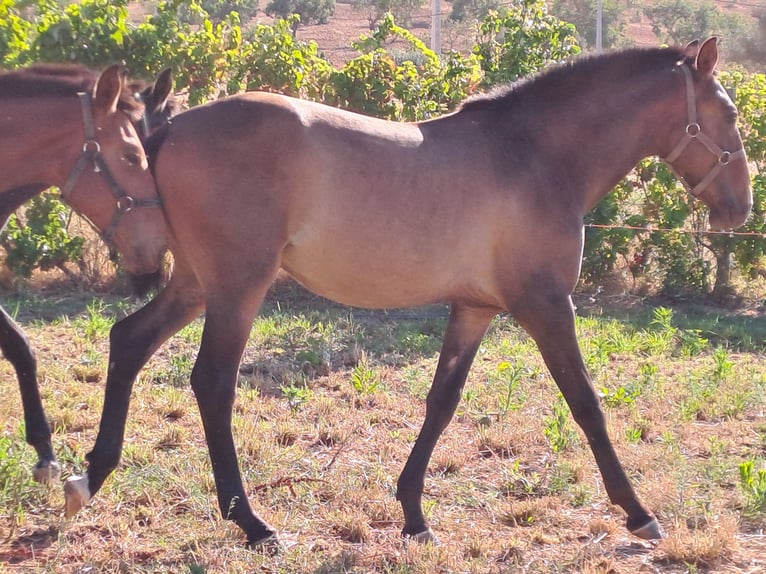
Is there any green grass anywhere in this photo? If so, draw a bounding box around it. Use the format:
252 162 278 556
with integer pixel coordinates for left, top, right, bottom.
0 285 765 572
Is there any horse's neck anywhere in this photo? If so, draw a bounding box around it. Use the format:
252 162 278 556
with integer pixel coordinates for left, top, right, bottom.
0 99 78 191
532 71 680 215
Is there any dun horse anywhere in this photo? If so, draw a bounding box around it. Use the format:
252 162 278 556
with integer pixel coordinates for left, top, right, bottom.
66 38 751 545
0 65 173 483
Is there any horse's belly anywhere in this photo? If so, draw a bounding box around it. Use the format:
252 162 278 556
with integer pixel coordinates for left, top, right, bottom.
280 225 506 309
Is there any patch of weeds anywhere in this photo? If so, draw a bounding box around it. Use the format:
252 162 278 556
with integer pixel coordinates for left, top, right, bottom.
639 306 677 355
281 377 312 412
501 459 546 499
600 383 640 408
544 396 579 453
711 346 734 382
494 361 530 415
73 300 114 342
679 329 709 357
0 430 45 531
349 352 380 395
625 426 644 444
547 459 581 496
153 353 194 388
738 459 766 517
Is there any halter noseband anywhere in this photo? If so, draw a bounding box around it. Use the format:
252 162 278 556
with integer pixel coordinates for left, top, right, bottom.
662 64 746 198
61 92 162 244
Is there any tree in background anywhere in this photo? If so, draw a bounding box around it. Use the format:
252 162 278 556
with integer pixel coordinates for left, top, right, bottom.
448 0 503 23
473 0 580 87
644 0 750 49
265 0 335 35
550 0 629 49
353 0 424 29
733 9 766 72
198 0 259 22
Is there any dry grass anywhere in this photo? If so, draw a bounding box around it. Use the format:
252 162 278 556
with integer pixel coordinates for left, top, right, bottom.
0 280 765 573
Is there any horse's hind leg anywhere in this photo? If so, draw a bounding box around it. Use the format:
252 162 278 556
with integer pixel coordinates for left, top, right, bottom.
0 305 59 483
397 304 495 542
511 293 662 539
189 271 280 546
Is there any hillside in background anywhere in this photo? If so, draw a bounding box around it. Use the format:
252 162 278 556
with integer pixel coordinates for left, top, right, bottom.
130 0 765 68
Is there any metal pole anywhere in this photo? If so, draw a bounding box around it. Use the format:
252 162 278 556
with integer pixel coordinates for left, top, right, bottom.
596 0 603 53
431 0 441 54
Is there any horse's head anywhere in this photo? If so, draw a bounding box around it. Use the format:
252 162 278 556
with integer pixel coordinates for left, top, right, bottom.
63 64 168 275
131 68 179 139
662 37 752 230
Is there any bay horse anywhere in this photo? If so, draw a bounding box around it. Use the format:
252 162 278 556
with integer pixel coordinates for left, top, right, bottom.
0 65 175 484
65 38 751 545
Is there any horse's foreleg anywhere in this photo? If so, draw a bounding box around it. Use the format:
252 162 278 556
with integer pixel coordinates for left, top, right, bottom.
0 190 59 483
0 305 59 483
189 284 277 546
397 304 495 543
511 293 662 539
64 269 205 517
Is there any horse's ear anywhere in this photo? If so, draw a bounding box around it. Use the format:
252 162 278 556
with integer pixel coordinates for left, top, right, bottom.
93 64 122 114
152 68 173 111
695 37 719 77
683 40 700 60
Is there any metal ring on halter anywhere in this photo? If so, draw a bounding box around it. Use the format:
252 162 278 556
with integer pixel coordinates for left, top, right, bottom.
685 123 700 137
82 140 101 154
719 151 731 165
116 196 135 213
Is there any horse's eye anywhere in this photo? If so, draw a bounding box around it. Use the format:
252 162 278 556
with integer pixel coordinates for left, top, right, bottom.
124 151 142 167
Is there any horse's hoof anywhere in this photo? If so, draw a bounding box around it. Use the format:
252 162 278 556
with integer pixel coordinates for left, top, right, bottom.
630 518 664 540
33 460 61 485
404 528 441 545
63 475 91 518
247 532 282 555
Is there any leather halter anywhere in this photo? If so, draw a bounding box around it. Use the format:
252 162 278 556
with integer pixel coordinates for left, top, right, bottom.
662 64 746 198
60 92 162 244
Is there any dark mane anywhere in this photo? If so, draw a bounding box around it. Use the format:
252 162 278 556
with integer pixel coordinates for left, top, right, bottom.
144 122 171 175
0 64 143 119
458 45 689 113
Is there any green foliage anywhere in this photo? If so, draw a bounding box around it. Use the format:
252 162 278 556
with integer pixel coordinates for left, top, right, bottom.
231 16 331 98
738 459 766 516
349 354 380 395
550 0 628 49
327 14 481 120
198 0 260 22
265 0 335 28
0 194 84 279
449 0 502 24
355 0 424 28
473 0 581 87
0 0 32 66
644 0 746 47
544 396 579 453
32 0 132 66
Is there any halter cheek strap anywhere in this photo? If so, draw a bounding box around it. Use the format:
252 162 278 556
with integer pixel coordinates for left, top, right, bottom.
662 64 746 198
61 92 162 244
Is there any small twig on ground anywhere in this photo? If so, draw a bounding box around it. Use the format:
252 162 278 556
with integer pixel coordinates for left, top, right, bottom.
253 476 327 497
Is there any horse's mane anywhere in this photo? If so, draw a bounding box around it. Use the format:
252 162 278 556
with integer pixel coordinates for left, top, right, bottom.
0 63 143 119
143 122 171 175
459 46 689 113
